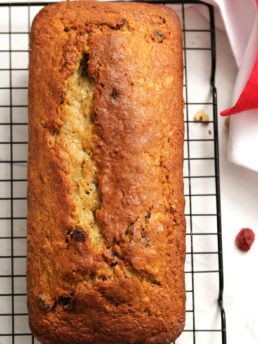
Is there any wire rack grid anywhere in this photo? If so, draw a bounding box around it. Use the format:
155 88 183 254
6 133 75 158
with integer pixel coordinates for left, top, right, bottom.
0 1 226 343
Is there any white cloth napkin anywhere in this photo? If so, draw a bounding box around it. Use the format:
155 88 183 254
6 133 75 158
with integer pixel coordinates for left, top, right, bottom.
206 0 258 171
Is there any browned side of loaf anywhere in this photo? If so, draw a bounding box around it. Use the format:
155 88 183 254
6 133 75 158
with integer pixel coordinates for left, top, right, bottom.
27 2 185 343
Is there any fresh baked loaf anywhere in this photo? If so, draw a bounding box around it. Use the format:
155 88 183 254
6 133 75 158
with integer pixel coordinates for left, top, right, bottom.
27 1 185 343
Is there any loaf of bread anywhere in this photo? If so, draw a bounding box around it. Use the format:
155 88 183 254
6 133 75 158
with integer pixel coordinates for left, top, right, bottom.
27 2 185 343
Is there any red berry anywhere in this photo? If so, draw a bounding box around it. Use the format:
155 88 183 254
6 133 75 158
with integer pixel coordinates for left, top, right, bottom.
235 228 255 252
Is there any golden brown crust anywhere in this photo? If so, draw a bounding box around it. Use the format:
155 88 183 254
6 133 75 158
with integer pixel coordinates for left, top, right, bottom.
27 2 185 343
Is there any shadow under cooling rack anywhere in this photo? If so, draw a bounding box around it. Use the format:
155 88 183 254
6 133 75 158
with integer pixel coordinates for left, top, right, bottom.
0 1 226 343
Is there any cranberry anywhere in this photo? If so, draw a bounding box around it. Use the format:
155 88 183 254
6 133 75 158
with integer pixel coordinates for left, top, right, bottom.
66 227 87 243
235 228 255 252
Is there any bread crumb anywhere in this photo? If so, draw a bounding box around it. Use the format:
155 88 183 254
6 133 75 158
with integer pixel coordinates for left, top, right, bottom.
194 109 209 124
224 116 230 129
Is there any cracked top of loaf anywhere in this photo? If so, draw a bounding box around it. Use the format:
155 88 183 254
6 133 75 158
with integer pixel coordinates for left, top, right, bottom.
27 1 185 343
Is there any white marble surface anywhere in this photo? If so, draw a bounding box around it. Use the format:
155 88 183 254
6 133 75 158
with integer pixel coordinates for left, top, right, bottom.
216 18 258 344
180 5 258 343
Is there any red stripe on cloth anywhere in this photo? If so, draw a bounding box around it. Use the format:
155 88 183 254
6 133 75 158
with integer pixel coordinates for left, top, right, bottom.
221 51 258 116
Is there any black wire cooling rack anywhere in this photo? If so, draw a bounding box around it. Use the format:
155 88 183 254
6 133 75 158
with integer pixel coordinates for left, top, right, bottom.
0 1 226 343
